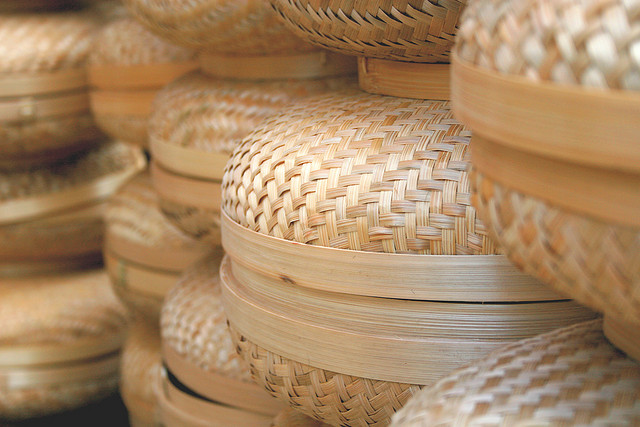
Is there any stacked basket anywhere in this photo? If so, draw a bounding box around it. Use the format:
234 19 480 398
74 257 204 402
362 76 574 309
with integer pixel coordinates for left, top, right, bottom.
0 4 146 421
391 0 640 425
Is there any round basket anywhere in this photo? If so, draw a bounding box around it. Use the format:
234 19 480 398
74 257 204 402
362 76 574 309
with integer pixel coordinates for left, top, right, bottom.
149 71 355 243
391 319 640 426
271 408 330 427
0 13 103 170
88 17 197 147
104 173 211 320
0 141 146 276
221 92 598 426
452 0 640 338
160 255 285 423
121 319 161 427
0 268 128 420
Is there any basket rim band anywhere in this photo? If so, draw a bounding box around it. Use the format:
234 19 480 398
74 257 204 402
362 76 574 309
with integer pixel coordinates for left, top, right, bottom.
603 315 640 362
88 62 198 90
0 68 87 98
452 52 640 173
151 138 230 181
0 252 103 277
90 90 156 117
0 91 89 122
151 161 222 209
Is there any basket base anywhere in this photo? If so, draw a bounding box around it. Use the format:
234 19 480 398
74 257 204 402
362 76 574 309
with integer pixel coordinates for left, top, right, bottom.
603 315 640 362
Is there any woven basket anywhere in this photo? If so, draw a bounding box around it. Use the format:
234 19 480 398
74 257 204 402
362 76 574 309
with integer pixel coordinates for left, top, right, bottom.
272 408 330 427
121 319 162 427
160 255 285 422
221 92 598 426
452 0 640 336
149 71 355 243
0 13 104 170
0 268 128 420
0 141 146 276
104 173 210 319
88 17 197 147
391 319 640 426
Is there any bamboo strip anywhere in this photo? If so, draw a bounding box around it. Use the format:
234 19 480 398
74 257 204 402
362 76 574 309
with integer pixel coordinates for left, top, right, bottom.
0 254 103 277
151 161 222 210
90 90 156 117
152 138 230 181
603 315 640 362
0 69 87 98
89 62 198 89
104 251 181 300
0 92 89 122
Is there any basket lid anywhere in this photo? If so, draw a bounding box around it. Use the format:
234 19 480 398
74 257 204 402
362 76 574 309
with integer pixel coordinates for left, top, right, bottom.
223 92 498 255
391 319 640 426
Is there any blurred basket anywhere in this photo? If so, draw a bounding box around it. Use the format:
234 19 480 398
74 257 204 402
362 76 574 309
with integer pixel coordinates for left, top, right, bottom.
271 408 330 427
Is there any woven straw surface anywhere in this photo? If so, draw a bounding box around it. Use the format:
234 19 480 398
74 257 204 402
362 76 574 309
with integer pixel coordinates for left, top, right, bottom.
229 326 421 427
457 0 640 90
271 0 466 63
391 319 640 426
93 115 148 149
472 168 640 325
121 0 314 54
223 92 497 255
161 254 252 384
272 408 330 427
121 319 161 427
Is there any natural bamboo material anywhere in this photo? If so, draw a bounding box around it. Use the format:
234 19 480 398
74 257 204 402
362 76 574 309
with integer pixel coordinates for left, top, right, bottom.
271 408 330 427
0 269 128 420
604 315 640 362
0 0 78 12
391 320 640 426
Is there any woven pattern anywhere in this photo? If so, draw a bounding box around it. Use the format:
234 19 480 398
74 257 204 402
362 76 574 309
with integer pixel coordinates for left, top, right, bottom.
156 199 222 243
271 0 466 62
122 0 314 54
223 92 497 255
391 319 640 426
457 0 640 90
472 168 640 325
94 114 148 149
161 255 252 383
272 408 330 426
230 326 421 427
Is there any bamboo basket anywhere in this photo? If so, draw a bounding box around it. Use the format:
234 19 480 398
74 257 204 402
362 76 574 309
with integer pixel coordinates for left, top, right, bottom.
148 71 355 243
121 319 162 427
104 173 210 319
221 92 598 426
391 319 640 426
0 13 104 170
88 18 197 148
452 0 640 359
0 269 128 420
159 254 285 425
0 141 146 276
270 0 467 99
272 408 330 427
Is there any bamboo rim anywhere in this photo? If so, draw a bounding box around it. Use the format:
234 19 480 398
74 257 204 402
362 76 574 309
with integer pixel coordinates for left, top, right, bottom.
151 162 222 210
603 315 640 363
221 212 559 301
88 62 198 90
358 58 450 100
90 90 156 117
0 91 89 122
151 139 230 181
104 251 180 300
0 253 103 277
472 134 640 228
451 53 640 173
122 391 156 427
163 343 283 416
0 151 146 225
0 69 87 98
199 51 356 80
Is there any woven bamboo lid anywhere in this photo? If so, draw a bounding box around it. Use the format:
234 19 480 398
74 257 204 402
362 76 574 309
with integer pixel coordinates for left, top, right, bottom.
391 319 640 426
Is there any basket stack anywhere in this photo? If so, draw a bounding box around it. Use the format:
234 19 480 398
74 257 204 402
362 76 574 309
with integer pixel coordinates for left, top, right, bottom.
389 0 640 424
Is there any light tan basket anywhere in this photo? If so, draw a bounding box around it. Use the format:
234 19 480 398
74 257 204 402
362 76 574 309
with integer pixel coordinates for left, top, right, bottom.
391 319 640 426
272 408 330 427
0 141 146 276
149 71 355 243
0 13 103 170
104 173 210 319
0 269 128 420
88 17 197 147
121 319 162 427
160 254 285 422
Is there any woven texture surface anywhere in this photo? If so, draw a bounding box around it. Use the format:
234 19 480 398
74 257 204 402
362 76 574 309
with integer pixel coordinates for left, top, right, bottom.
472 168 640 325
230 326 421 427
156 199 221 243
271 0 466 62
457 0 640 90
93 114 148 149
122 0 314 54
223 92 497 255
161 254 252 384
272 408 331 426
391 319 640 426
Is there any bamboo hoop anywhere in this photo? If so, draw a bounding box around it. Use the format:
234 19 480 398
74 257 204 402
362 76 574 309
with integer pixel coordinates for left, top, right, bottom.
603 315 640 363
89 63 198 90
151 161 222 211
358 58 451 100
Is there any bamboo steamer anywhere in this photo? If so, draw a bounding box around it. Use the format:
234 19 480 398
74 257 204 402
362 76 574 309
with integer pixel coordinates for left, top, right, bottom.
391 319 640 426
121 319 161 427
0 13 103 170
104 173 210 320
0 269 128 420
272 408 330 427
270 0 467 99
148 71 355 243
0 141 146 276
160 254 285 424
88 18 197 148
452 0 640 359
221 92 598 426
